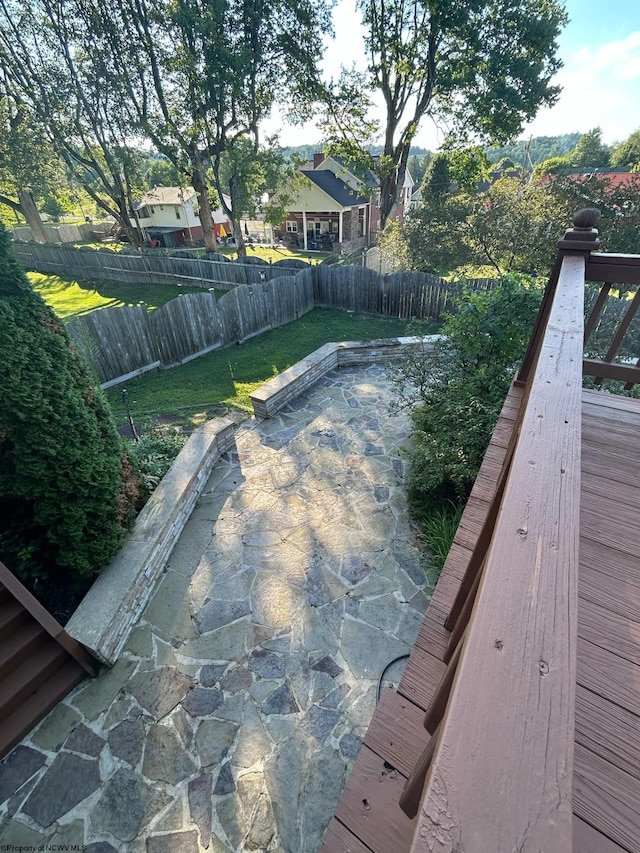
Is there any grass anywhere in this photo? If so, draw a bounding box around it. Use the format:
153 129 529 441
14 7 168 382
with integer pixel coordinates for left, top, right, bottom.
419 501 464 577
106 307 439 423
70 241 333 265
27 272 226 321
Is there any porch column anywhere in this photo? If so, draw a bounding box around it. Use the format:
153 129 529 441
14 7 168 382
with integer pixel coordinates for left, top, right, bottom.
302 210 307 250
339 210 343 245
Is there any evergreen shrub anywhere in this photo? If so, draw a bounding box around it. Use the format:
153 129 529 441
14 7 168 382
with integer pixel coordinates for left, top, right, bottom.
0 225 138 594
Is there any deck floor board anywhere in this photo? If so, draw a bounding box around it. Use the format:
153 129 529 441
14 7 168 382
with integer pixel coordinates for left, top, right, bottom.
576 388 640 852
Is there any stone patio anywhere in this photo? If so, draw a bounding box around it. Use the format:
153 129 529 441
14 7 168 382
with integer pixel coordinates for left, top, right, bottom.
0 362 434 852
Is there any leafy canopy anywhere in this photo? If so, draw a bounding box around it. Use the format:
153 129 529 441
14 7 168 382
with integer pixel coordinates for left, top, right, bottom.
312 0 567 230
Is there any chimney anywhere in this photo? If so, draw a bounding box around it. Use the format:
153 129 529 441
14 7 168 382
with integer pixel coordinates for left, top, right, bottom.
313 152 324 169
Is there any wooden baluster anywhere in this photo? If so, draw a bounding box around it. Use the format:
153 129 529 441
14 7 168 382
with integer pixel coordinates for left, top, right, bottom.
444 566 482 664
425 634 464 733
594 286 640 384
399 636 464 818
399 720 441 819
584 281 612 345
445 418 519 633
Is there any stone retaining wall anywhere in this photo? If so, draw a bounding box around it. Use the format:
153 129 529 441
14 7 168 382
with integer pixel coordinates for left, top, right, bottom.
249 336 440 419
67 337 440 666
66 417 237 665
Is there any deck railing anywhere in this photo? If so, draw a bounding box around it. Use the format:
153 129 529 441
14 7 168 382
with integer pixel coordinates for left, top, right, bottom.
400 215 599 850
582 252 640 389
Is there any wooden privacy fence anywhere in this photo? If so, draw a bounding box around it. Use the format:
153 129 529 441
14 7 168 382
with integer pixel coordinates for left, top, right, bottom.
67 272 315 386
13 240 501 386
312 265 495 318
11 240 315 290
11 222 111 244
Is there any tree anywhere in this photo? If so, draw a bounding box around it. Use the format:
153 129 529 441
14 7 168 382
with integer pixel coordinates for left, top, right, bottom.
384 171 570 276
547 171 640 255
0 81 63 241
74 0 330 255
0 1 148 245
532 154 573 177
216 137 309 243
144 158 182 191
467 177 571 274
422 153 452 205
0 226 137 593
494 157 520 176
380 189 473 274
446 147 490 194
567 128 610 169
407 151 432 187
315 0 567 231
610 129 640 171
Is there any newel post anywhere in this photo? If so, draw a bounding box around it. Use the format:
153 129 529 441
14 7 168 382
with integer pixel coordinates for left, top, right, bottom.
517 208 600 385
558 207 601 254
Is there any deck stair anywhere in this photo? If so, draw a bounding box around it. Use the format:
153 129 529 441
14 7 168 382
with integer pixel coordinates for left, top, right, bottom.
0 561 98 759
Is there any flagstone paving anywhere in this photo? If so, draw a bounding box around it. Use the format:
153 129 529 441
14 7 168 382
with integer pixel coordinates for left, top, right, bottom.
0 362 435 852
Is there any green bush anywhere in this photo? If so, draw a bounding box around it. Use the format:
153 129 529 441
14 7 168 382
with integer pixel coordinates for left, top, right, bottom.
0 225 138 592
127 429 188 506
392 275 542 515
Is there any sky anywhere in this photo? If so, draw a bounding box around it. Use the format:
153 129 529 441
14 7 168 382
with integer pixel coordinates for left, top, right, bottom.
266 0 640 151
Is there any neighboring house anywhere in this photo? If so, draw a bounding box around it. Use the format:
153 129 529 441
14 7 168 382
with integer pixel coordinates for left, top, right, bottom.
132 187 232 248
277 154 413 253
539 168 640 193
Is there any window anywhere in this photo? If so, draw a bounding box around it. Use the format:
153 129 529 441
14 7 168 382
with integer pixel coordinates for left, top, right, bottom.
286 221 298 232
176 207 181 219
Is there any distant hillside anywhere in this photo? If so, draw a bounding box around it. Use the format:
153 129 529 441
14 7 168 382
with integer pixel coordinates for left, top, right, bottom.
486 134 581 167
285 137 583 169
284 144 433 162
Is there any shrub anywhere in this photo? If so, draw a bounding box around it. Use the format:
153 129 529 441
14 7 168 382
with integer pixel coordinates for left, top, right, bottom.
392 275 542 515
0 225 138 592
127 429 188 506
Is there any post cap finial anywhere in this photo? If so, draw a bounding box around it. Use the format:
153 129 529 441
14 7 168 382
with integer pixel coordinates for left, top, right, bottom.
572 208 600 230
558 208 601 252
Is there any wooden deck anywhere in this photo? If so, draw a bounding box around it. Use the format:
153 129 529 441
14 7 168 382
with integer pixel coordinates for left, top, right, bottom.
574 388 640 853
320 385 640 852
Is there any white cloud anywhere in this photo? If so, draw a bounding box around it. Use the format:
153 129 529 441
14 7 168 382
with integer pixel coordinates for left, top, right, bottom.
573 33 640 80
522 32 640 145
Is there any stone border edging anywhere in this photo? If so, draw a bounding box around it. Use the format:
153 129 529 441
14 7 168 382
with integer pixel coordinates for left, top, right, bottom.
66 416 237 666
249 336 441 418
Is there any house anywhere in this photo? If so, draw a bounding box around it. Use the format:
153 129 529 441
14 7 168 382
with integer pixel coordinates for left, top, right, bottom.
132 186 232 248
277 154 413 253
319 210 640 851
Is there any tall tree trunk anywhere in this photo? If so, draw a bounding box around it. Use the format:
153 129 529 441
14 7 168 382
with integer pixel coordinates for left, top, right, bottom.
229 175 247 258
17 189 48 244
192 163 217 253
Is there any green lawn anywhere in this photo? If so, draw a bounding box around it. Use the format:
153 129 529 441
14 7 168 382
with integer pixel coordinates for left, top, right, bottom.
28 269 438 427
106 307 438 423
28 272 225 320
